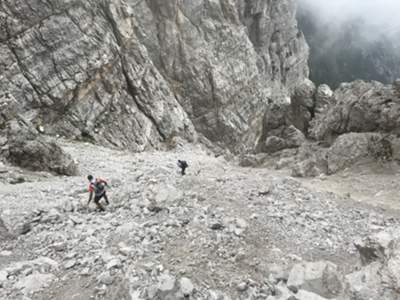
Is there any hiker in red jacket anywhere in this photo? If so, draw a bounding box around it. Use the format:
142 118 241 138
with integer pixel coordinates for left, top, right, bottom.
87 175 109 211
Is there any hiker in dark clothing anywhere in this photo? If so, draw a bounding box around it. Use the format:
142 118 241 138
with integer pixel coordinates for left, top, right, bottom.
177 160 188 175
87 175 109 211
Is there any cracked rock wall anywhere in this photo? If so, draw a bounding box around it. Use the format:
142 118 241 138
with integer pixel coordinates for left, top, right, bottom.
0 0 308 152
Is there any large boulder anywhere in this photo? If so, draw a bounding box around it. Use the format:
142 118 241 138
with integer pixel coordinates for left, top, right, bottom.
291 158 325 178
263 126 306 154
257 102 290 153
257 97 309 154
292 79 317 109
287 261 343 298
346 228 400 300
290 143 328 177
326 132 391 174
6 120 78 175
15 273 56 295
354 228 400 266
345 262 394 300
290 79 316 133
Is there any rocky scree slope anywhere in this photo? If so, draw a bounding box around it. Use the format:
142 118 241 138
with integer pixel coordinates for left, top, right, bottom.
1 141 400 299
0 0 308 156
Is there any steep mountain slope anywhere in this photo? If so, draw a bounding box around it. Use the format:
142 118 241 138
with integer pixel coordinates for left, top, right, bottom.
0 0 308 153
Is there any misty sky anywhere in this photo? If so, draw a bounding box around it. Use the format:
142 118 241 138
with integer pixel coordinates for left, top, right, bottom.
298 0 400 36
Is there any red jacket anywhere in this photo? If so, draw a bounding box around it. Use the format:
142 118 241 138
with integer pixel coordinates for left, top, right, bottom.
88 178 107 193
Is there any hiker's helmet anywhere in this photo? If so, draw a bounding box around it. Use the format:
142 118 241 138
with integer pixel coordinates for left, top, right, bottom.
87 175 93 181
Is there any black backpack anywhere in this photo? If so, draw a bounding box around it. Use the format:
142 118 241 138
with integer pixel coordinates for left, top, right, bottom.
178 160 188 168
94 180 105 195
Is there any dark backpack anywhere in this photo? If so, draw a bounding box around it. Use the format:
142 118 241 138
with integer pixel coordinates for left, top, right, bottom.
178 160 188 168
94 180 105 195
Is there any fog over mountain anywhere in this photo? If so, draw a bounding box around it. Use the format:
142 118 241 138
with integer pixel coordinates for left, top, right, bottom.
297 0 400 88
298 0 400 38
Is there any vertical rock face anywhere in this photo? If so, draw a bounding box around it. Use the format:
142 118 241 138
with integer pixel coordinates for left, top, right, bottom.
0 0 195 152
0 0 308 153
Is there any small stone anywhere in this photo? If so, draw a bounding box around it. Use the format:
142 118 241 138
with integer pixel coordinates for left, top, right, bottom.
106 258 122 270
250 214 259 220
147 285 158 298
97 271 114 285
258 189 270 196
64 260 77 270
42 208 62 223
65 252 77 259
236 282 248 292
95 285 107 295
22 268 33 276
197 195 206 202
234 227 244 236
118 244 134 256
37 125 45 133
52 242 67 252
80 268 90 276
235 218 248 229
180 277 194 296
147 203 163 213
158 274 176 292
210 222 224 230
69 215 83 225
235 251 246 262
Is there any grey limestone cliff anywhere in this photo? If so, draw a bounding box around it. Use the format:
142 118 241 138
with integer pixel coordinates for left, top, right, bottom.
0 0 308 153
